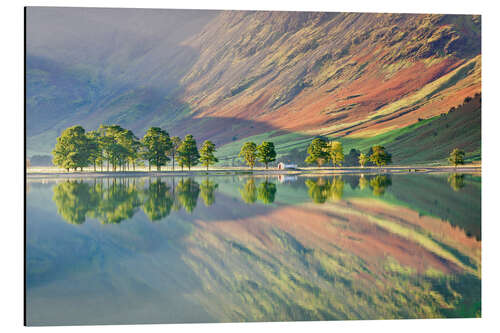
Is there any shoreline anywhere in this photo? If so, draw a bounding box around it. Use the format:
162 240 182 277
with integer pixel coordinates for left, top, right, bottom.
26 165 481 179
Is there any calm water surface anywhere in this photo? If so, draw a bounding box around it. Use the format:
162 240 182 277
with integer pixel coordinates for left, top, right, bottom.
26 173 481 325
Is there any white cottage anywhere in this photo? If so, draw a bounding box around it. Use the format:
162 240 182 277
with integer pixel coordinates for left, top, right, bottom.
277 162 298 170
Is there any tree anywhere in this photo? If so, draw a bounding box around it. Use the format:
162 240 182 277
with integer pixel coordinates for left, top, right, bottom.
305 138 328 167
52 125 90 171
327 141 344 167
239 142 258 169
257 141 277 169
169 136 182 171
177 135 200 171
117 129 140 171
200 140 218 170
344 148 361 167
99 125 129 172
86 130 101 172
369 146 392 167
359 153 369 168
448 148 465 167
141 127 172 171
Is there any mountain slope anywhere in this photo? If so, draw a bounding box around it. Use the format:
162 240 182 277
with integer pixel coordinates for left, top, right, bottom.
26 8 481 163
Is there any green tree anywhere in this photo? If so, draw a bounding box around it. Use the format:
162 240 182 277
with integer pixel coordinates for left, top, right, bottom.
327 141 344 167
239 178 257 204
358 153 369 168
200 140 218 170
86 130 101 172
116 129 140 171
169 136 182 171
141 127 172 171
257 141 277 169
448 148 465 167
200 179 218 206
239 142 258 169
369 146 392 167
257 180 277 204
177 135 200 171
305 138 329 167
99 125 129 172
52 125 90 171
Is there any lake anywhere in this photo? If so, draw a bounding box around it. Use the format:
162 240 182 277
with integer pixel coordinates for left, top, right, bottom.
25 173 481 325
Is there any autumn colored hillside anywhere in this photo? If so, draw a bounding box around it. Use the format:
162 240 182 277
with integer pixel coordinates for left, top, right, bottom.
26 9 481 164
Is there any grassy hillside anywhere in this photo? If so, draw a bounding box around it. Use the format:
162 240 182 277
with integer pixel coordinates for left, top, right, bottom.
215 93 481 166
26 9 481 161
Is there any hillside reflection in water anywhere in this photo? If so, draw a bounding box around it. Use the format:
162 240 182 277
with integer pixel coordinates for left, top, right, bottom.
26 173 481 325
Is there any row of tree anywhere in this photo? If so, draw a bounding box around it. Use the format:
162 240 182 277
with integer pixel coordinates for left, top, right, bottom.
304 138 392 168
238 141 277 169
52 125 218 172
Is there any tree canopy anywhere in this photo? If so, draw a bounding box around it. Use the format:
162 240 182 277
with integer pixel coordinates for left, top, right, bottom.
305 138 329 167
369 145 392 167
448 148 465 167
141 127 172 171
177 135 200 171
200 140 218 170
327 141 344 167
257 141 277 169
239 142 258 169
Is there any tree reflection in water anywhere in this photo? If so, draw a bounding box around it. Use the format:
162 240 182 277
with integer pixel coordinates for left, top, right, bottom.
200 178 218 207
305 176 344 203
53 177 210 224
448 173 466 191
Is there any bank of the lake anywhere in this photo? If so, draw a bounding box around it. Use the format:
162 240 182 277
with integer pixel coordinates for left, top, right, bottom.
26 165 481 179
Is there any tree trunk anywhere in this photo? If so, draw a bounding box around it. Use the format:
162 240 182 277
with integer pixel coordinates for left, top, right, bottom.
148 163 151 172
172 154 175 171
265 163 268 169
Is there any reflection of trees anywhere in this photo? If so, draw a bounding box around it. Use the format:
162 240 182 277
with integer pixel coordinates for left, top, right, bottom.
200 179 218 207
176 178 200 213
369 175 392 196
239 178 257 204
330 177 344 201
53 177 213 224
142 179 174 221
358 175 369 191
53 181 99 224
90 179 141 224
257 181 277 204
448 173 466 191
305 177 344 203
